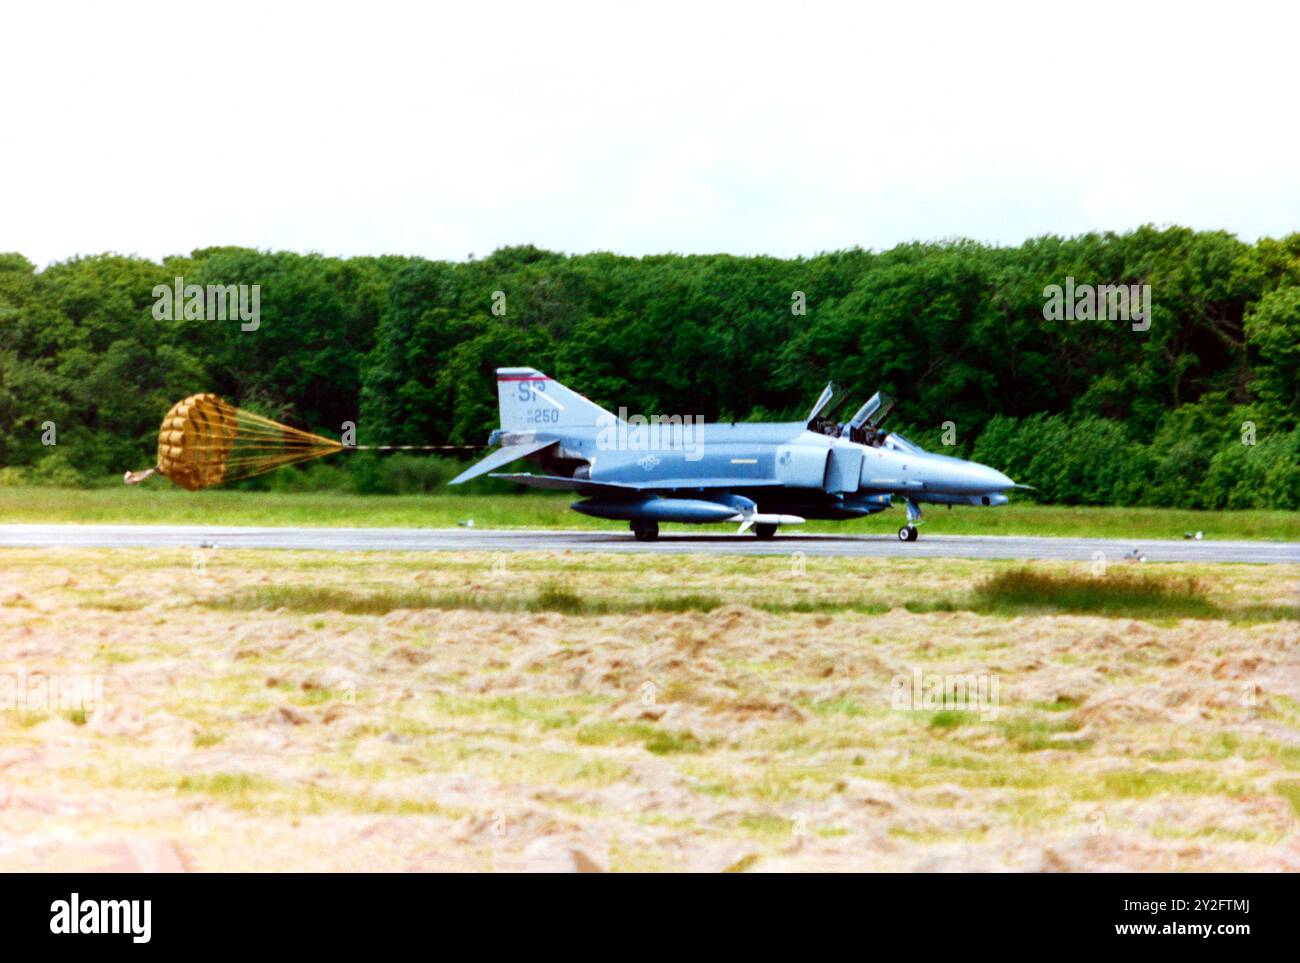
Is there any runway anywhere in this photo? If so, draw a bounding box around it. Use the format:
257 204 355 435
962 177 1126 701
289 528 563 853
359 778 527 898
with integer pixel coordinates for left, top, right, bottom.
1 524 1296 564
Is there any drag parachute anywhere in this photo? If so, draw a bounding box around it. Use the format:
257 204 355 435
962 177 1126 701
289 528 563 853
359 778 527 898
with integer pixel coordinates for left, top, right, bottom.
129 393 343 490
125 393 478 490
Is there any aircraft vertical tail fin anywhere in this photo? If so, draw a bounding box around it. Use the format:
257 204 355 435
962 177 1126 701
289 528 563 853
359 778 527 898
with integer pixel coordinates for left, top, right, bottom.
496 368 617 433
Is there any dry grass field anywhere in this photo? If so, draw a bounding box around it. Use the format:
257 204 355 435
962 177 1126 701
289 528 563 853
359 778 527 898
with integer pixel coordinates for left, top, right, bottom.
1 547 1297 872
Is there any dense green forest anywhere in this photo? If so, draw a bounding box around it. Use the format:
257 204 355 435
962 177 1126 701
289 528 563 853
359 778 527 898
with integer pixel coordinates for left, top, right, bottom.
0 227 1297 508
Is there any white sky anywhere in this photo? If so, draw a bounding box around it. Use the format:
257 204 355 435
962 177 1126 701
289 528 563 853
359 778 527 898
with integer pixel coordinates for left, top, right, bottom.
3 0 1297 266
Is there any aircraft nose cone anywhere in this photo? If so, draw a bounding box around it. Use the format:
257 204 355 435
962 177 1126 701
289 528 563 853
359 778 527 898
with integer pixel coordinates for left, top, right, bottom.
976 465 1015 490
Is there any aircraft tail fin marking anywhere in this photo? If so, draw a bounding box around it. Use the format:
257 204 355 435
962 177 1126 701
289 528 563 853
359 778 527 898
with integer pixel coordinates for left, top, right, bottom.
496 367 618 433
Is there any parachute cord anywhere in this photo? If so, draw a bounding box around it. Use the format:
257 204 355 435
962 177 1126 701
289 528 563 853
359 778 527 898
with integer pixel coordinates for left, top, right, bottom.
348 445 483 451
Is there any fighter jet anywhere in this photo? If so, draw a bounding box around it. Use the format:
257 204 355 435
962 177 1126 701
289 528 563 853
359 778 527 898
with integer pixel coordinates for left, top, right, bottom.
449 367 1021 541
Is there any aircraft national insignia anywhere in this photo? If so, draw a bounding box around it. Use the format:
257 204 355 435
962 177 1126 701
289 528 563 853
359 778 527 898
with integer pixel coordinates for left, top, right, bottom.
637 454 661 471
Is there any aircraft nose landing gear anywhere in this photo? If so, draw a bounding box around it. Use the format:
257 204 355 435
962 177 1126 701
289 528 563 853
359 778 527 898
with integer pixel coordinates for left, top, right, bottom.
899 498 922 541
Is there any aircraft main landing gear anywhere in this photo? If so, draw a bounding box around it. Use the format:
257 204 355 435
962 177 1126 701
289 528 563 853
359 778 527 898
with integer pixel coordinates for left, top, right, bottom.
631 521 659 541
899 497 922 541
752 523 778 539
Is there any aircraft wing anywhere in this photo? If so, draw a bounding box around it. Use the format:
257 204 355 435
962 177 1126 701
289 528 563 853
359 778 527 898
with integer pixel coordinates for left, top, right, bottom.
488 473 637 495
639 478 786 491
490 472 785 494
448 439 556 485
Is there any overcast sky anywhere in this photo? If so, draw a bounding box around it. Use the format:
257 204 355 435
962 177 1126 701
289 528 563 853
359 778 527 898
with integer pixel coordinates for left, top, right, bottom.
4 1 1297 266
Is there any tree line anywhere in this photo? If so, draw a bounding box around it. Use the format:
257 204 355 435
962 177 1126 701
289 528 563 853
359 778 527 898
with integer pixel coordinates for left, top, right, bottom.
0 226 1296 507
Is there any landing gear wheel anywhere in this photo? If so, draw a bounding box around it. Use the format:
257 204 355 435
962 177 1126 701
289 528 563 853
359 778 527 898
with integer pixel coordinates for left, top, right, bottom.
752 523 778 539
898 525 918 542
631 521 659 542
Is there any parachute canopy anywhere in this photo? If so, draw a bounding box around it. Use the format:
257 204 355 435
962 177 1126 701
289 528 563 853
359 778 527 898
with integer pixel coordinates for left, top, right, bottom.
152 393 344 490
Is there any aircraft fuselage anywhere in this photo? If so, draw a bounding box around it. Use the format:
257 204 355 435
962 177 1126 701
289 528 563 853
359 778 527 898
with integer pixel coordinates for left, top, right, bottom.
451 368 1021 540
527 421 1014 521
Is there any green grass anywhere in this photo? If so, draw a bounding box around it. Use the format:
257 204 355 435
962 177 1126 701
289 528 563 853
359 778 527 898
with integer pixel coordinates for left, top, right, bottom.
574 720 705 755
209 584 460 616
177 771 268 797
1092 769 1246 799
969 568 1220 619
204 582 728 616
3 486 1298 540
1000 714 1089 752
1275 780 1300 817
812 698 865 717
532 582 587 614
203 566 1293 622
956 568 1293 621
171 769 457 817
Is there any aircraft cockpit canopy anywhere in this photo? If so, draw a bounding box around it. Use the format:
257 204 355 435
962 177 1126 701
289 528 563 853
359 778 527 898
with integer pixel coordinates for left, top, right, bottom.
806 381 848 436
883 432 923 454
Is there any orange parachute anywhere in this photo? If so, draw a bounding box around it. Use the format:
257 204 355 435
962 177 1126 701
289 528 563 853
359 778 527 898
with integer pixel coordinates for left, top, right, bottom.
126 394 344 490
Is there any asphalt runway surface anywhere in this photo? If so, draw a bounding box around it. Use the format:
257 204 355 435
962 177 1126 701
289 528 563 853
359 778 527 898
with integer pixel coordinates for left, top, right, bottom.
1 524 1296 564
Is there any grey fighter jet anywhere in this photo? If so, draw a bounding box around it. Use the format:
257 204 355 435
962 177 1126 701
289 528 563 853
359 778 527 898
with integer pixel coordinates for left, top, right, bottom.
450 368 1021 541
